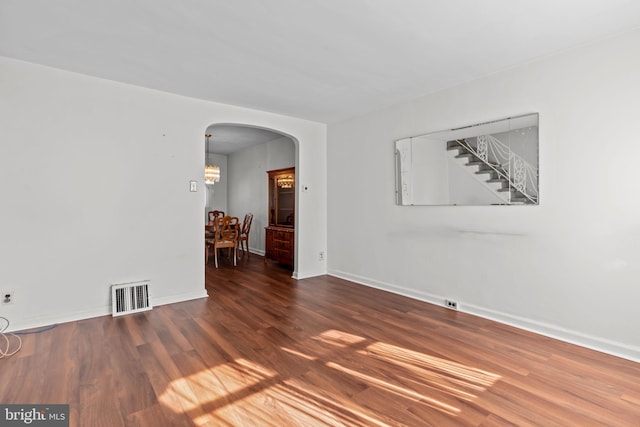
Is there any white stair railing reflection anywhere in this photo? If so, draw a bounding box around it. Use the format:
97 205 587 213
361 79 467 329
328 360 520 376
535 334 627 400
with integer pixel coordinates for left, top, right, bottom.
455 135 538 204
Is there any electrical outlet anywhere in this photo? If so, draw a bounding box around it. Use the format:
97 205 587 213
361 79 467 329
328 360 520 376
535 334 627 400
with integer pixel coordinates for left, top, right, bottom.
2 291 14 305
318 251 325 261
445 299 458 310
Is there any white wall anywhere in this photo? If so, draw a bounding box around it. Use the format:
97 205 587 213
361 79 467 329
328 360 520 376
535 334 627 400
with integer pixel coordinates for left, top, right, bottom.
0 56 327 331
327 28 640 362
227 137 295 255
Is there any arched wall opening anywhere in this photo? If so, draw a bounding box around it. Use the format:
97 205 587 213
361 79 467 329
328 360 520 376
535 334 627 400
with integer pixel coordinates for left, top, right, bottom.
204 122 299 273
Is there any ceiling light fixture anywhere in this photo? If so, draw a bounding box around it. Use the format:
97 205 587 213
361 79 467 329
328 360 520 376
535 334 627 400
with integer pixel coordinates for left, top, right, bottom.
277 175 294 189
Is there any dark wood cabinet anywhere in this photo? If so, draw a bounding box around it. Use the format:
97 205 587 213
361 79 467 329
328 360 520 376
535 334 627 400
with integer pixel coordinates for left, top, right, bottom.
265 167 295 267
265 227 294 267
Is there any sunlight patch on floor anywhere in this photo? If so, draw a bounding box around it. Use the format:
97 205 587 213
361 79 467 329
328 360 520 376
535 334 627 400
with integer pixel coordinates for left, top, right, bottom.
326 361 461 416
189 377 391 427
159 329 502 424
159 358 277 413
268 381 392 427
313 329 367 348
280 346 318 361
363 341 501 398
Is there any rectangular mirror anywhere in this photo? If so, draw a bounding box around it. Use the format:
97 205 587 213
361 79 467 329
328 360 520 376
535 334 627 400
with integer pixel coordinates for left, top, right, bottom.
395 113 539 206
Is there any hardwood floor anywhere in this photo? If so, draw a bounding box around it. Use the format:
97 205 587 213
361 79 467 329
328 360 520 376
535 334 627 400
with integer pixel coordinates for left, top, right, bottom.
1 254 639 426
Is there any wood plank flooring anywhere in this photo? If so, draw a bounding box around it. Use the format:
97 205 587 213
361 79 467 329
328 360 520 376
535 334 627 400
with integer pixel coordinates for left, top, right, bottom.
1 254 639 426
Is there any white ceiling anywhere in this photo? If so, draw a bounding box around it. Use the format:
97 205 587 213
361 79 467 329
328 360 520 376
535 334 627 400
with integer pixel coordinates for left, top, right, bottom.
2 1 640 124
206 124 285 155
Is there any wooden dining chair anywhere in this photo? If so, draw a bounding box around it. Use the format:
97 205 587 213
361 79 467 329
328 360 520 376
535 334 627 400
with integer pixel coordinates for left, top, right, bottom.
204 222 215 265
206 216 239 268
207 210 225 225
238 213 253 257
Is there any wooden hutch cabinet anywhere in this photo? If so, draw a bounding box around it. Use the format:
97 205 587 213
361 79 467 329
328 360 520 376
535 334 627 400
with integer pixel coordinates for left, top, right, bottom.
265 167 295 267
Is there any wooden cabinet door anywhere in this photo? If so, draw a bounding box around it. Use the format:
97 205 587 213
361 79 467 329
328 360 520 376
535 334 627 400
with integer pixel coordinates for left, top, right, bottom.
265 227 294 267
266 167 295 268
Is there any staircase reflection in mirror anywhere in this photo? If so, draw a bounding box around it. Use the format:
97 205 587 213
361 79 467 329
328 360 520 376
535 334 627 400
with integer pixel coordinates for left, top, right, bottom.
395 113 538 206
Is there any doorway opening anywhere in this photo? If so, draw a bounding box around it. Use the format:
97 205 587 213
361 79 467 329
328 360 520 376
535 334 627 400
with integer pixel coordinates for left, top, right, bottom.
204 123 298 272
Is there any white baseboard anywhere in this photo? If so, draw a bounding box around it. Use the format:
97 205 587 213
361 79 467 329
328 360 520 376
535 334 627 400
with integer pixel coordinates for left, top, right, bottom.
6 289 209 333
152 289 209 307
328 269 640 363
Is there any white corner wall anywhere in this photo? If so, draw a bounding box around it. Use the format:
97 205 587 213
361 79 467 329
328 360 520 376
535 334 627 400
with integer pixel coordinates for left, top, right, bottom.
0 56 327 331
327 29 640 362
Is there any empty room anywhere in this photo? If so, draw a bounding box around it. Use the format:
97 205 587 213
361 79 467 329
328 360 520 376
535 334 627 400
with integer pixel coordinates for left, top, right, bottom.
1 1 639 426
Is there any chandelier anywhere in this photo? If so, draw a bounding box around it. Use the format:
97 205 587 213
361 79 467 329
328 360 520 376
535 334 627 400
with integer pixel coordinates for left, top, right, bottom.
205 165 220 185
277 175 294 188
204 134 220 185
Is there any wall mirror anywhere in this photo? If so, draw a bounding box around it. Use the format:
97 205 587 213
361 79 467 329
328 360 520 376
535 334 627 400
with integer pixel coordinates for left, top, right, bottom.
395 113 539 206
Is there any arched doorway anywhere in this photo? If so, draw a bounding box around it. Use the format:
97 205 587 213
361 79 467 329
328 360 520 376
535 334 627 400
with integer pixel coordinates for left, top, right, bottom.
204 123 298 269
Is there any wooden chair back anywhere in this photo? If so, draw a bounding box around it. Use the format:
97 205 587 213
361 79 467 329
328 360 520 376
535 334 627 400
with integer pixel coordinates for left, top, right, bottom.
209 216 239 268
207 210 225 225
238 213 254 257
215 216 239 244
241 213 253 236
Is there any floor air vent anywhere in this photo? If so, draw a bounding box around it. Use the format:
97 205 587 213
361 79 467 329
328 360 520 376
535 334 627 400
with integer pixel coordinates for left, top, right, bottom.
111 281 152 316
